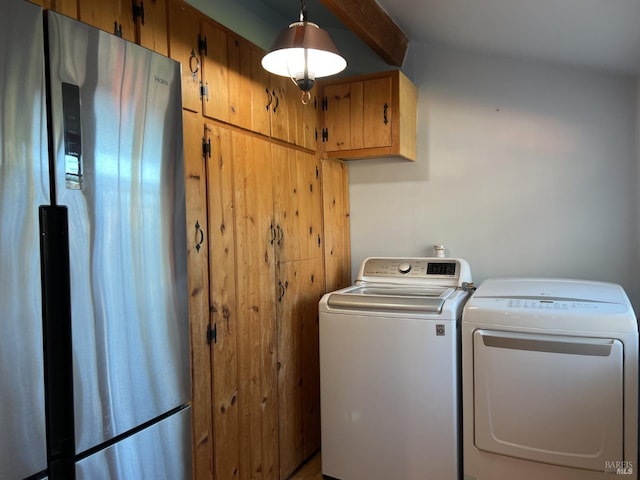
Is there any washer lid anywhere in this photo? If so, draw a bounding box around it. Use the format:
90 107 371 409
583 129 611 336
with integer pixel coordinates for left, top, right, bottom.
472 277 629 305
327 284 455 313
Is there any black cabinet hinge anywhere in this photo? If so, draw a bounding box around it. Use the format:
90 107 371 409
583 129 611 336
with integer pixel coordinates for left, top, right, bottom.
200 81 209 101
207 323 217 344
132 0 145 24
321 128 328 143
321 96 328 111
113 21 123 37
202 137 211 159
198 34 208 56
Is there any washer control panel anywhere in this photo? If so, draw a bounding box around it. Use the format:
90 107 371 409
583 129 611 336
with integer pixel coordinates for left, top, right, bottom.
358 257 472 286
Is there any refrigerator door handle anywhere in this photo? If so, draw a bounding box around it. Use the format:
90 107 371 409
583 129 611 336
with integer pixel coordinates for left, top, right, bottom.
39 205 76 480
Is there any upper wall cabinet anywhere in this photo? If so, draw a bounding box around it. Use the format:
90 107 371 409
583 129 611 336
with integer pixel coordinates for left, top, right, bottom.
135 0 168 55
199 22 317 151
33 0 78 18
319 69 417 161
166 0 317 151
78 0 168 55
78 0 133 41
167 0 203 114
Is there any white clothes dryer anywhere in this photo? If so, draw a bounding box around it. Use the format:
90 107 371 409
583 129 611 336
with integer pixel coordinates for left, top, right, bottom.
320 257 473 480
462 278 638 480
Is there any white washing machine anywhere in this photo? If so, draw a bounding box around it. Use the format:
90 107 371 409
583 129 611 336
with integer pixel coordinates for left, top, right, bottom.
462 278 638 480
319 257 473 480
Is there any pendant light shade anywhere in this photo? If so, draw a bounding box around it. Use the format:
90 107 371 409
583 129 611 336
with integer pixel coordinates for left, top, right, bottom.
262 2 346 93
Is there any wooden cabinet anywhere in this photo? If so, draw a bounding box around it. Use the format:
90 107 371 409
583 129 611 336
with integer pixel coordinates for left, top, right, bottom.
78 0 134 41
231 132 280 480
202 127 325 480
200 27 317 150
272 146 323 263
321 158 352 292
204 124 242 480
268 79 318 151
33 0 78 18
136 0 168 55
297 89 319 151
276 256 324 478
166 0 316 150
272 146 323 478
77 0 168 54
182 111 214 480
167 0 203 114
319 69 417 161
200 19 255 130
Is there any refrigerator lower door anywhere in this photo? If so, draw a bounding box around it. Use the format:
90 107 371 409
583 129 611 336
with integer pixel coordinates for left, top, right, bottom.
45 11 190 456
75 407 192 480
0 0 49 478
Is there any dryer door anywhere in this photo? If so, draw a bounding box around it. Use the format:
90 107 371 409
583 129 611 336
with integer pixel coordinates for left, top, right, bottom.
473 329 624 472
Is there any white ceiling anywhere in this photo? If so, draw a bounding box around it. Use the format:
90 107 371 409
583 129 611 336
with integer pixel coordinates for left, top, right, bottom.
375 0 640 74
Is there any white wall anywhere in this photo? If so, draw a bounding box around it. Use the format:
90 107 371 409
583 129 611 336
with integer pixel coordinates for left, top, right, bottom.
348 43 640 308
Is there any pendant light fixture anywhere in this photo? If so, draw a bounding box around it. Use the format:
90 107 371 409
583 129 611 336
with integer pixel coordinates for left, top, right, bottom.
262 0 347 103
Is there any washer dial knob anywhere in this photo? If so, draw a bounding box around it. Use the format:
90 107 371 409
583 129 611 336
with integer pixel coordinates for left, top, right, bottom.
398 262 412 274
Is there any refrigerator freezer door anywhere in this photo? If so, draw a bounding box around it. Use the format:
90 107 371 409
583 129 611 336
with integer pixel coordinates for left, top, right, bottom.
0 1 49 478
75 407 192 480
45 12 190 456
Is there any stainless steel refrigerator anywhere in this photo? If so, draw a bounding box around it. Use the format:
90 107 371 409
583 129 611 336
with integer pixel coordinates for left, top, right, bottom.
0 1 191 479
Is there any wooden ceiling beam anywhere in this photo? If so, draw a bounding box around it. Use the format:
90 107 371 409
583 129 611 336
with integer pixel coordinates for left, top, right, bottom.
319 0 408 67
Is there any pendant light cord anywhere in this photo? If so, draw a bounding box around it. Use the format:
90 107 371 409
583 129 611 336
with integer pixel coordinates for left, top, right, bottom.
300 0 307 22
300 0 310 93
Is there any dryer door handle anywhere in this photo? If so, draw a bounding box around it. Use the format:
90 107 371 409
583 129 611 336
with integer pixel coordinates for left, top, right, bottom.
481 332 614 357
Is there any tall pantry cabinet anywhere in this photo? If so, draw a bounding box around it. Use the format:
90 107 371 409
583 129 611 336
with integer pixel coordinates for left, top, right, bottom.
202 127 326 480
26 0 353 479
165 1 350 480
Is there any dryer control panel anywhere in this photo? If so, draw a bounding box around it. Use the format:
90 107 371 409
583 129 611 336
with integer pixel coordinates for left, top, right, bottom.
504 299 599 311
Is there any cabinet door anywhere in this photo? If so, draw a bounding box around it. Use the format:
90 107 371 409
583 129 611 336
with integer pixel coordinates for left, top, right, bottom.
473 330 624 471
232 133 279 480
36 0 78 18
206 124 242 480
362 76 392 148
273 146 322 263
281 78 300 146
167 0 202 113
297 87 318 151
269 75 291 143
322 82 353 152
276 257 324 479
250 48 271 137
78 0 135 41
136 0 168 56
321 158 351 292
200 19 228 123
227 32 254 130
182 111 213 480
320 70 416 161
